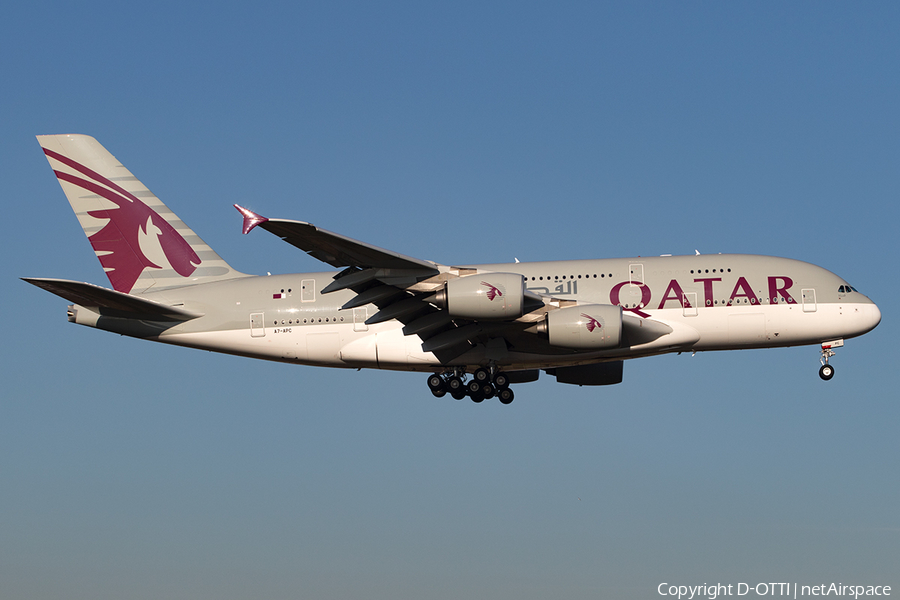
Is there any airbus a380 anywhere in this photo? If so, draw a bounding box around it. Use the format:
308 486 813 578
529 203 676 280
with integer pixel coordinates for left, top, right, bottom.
25 135 881 404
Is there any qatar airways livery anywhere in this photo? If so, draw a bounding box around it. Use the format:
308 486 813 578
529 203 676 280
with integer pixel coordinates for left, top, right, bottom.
24 135 881 404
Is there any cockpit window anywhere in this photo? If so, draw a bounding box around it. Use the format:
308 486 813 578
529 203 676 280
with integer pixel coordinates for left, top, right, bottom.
839 284 858 293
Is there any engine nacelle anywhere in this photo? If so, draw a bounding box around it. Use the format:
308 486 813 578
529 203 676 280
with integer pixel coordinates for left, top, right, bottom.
433 273 525 320
539 304 622 349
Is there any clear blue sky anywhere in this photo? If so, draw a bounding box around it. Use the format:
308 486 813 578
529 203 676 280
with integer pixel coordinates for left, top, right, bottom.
2 2 897 598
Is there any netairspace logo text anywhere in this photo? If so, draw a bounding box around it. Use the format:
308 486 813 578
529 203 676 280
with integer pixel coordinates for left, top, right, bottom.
658 583 891 599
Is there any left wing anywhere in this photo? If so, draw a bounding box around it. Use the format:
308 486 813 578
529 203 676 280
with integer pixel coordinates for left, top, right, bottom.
234 206 595 361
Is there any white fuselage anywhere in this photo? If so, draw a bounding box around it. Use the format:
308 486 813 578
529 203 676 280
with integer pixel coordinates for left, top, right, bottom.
95 254 880 374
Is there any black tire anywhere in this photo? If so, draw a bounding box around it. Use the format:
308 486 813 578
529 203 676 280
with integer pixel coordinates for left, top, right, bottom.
819 364 835 381
431 388 447 398
493 372 509 389
427 374 445 392
473 368 490 383
448 376 463 392
482 383 495 399
451 389 467 400
470 392 485 403
498 388 514 404
467 379 482 395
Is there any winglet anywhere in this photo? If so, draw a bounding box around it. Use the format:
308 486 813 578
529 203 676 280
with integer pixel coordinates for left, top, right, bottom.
234 204 268 235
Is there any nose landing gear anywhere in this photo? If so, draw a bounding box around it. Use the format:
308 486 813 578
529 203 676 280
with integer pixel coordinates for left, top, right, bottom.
818 339 843 381
426 368 514 404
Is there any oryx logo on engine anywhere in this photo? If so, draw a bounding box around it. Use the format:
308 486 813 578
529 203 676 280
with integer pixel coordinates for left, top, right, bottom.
482 281 503 301
582 313 603 333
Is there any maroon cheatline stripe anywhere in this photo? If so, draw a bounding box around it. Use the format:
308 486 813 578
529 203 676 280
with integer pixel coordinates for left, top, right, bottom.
43 147 145 206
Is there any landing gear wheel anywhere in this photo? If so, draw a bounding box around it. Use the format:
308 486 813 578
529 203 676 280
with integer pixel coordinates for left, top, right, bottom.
450 389 467 400
447 376 463 393
431 388 447 398
818 343 840 382
481 383 495 399
498 388 514 404
470 392 485 403
427 374 445 392
466 379 482 395
473 368 490 383
493 372 509 389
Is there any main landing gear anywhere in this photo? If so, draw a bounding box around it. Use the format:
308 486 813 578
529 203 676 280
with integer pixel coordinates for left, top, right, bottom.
818 339 843 381
427 368 515 404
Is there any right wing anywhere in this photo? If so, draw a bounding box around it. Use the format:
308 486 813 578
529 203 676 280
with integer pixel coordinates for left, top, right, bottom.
234 205 439 280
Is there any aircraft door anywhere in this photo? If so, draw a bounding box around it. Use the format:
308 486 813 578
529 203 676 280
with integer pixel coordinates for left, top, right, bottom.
629 263 644 285
250 312 266 337
301 279 315 303
683 292 698 317
353 307 368 332
801 289 817 313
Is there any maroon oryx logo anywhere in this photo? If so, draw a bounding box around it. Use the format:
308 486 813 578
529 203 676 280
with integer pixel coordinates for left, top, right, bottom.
582 313 602 333
482 281 503 301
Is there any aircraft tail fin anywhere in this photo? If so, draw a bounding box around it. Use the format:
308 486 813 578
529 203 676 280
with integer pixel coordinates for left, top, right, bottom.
37 134 246 294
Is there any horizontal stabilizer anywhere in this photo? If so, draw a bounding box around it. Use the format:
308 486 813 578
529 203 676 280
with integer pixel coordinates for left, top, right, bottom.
22 278 203 321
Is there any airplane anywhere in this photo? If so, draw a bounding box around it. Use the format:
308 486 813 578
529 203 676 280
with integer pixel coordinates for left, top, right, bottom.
24 134 882 404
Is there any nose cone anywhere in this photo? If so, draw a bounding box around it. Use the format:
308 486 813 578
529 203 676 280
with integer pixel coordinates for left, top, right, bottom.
864 302 882 334
838 296 881 340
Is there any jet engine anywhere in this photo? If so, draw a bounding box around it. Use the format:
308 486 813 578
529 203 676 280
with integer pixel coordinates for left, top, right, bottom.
432 273 525 320
538 304 623 349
